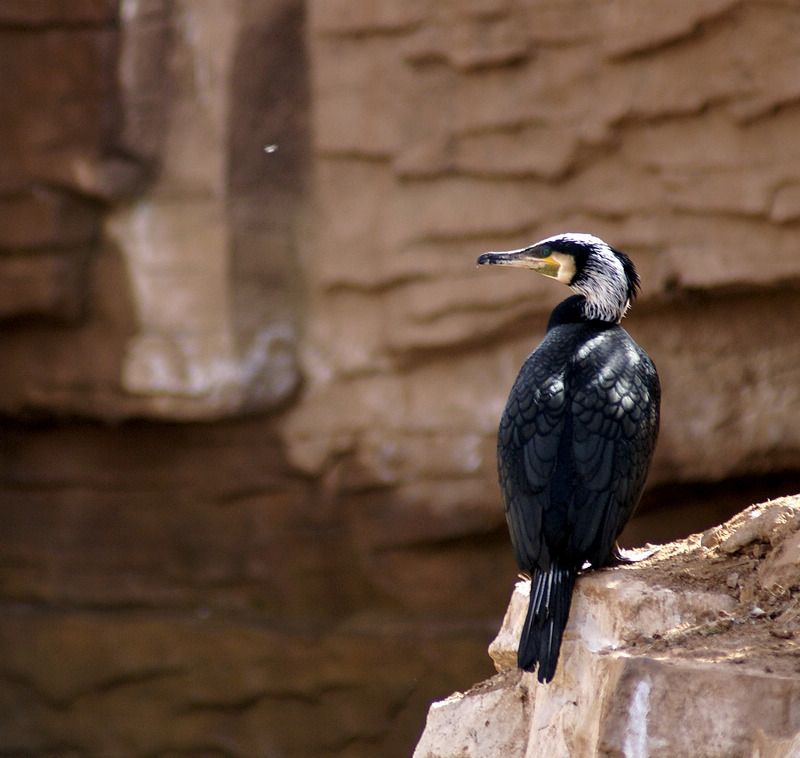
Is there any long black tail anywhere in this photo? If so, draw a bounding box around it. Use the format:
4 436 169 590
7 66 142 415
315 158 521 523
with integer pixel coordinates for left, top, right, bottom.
518 564 578 683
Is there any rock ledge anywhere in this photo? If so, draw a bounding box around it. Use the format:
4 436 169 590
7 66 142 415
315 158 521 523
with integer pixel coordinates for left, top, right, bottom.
414 496 800 758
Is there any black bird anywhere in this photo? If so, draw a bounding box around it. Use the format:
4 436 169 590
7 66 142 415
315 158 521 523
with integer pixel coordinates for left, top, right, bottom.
477 232 660 683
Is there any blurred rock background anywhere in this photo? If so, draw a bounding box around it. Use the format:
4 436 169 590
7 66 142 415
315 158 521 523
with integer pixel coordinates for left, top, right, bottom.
1 1 800 756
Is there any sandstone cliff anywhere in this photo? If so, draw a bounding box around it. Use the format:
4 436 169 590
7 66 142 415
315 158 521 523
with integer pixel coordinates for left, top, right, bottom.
414 496 800 758
2 2 800 757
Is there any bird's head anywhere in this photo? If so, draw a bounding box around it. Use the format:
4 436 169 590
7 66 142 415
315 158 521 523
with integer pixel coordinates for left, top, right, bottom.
477 232 640 323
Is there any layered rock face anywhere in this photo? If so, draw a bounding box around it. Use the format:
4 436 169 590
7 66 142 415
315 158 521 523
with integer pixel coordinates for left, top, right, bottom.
0 0 303 418
288 0 800 516
2 2 800 758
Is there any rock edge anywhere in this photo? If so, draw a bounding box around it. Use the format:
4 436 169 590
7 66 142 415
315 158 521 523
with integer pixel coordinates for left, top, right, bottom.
414 496 800 758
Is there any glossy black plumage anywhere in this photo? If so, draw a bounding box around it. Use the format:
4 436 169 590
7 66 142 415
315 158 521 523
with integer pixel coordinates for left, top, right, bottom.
479 234 660 683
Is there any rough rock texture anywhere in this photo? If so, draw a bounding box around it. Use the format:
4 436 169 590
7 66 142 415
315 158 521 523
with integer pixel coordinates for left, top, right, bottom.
414 497 800 758
105 0 305 417
0 0 121 324
0 417 503 758
3 2 800 758
0 0 303 418
275 0 800 584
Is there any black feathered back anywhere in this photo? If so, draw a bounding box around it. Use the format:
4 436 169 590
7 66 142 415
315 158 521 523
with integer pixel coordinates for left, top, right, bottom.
497 302 660 681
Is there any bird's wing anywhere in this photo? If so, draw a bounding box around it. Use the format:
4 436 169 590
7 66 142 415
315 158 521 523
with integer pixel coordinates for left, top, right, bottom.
499 332 659 572
498 358 568 570
567 339 660 565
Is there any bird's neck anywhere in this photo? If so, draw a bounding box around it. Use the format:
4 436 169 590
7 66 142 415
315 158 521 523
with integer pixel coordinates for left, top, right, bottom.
567 249 632 324
572 270 629 323
579 294 628 324
547 294 626 330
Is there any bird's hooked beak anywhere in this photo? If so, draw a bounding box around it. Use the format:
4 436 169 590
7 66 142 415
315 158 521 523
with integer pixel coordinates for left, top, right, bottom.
477 244 564 280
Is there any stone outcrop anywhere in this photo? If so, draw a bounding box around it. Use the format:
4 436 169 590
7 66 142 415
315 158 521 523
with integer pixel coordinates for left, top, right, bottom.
414 496 800 758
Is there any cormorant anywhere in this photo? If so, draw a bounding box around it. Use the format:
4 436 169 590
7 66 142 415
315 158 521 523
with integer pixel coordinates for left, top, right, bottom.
477 232 660 683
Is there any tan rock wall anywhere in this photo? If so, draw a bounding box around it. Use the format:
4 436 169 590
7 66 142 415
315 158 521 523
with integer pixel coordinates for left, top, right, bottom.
2 2 800 758
0 1 121 323
0 0 303 418
0 418 497 757
285 0 800 536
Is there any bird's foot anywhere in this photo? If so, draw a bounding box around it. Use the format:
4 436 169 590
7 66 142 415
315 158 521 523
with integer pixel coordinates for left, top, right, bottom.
608 543 661 566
